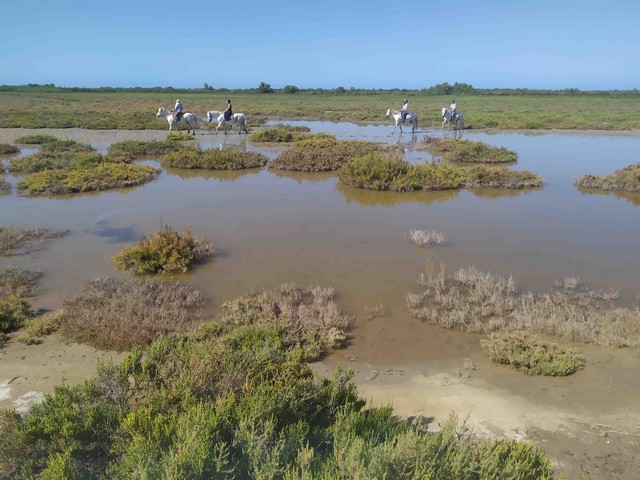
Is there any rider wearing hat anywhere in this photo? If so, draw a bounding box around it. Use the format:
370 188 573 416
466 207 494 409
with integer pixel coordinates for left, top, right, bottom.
174 99 184 123
401 99 409 122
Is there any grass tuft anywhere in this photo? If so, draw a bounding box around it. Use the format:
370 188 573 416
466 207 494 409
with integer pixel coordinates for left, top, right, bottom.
0 266 41 298
442 140 518 163
162 147 268 170
0 143 19 154
0 224 67 255
18 311 64 345
575 163 640 192
108 139 186 156
408 229 447 247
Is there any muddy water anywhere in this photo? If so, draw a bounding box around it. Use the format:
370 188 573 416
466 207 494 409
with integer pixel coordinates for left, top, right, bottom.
1 125 640 478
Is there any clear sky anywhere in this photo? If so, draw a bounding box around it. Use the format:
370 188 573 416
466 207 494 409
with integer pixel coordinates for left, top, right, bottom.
1 0 638 90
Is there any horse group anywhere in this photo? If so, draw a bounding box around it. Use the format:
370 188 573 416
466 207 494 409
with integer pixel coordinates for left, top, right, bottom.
385 107 464 133
156 107 248 136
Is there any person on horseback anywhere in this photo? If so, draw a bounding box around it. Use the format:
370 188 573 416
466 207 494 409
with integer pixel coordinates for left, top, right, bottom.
223 99 233 122
174 99 184 123
401 99 409 122
449 99 457 119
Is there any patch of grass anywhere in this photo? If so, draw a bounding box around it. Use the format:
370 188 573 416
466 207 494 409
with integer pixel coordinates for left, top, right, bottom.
166 132 195 141
248 126 324 143
16 163 160 196
108 139 186 156
464 165 544 189
407 264 640 348
112 225 215 274
162 147 268 170
0 177 9 195
0 224 67 255
0 266 41 299
13 134 58 144
39 139 94 153
408 229 447 247
481 332 586 376
0 296 32 335
0 143 19 154
270 137 382 171
575 163 640 192
221 283 356 360
59 277 205 350
8 151 129 173
18 311 63 345
442 139 518 163
420 136 460 153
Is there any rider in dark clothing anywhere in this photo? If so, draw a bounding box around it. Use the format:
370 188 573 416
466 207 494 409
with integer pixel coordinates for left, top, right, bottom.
223 99 233 121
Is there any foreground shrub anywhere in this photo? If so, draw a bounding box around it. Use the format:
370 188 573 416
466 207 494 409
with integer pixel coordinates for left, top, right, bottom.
271 137 382 171
405 162 468 190
464 166 543 189
0 224 67 255
0 323 553 479
0 266 41 299
108 139 186 156
481 332 586 375
59 277 205 350
16 163 160 196
18 311 63 345
112 225 215 274
0 144 19 154
338 153 409 190
221 283 356 360
0 296 32 335
13 134 58 144
407 264 640 348
575 163 640 192
163 148 268 170
8 151 128 173
443 140 518 163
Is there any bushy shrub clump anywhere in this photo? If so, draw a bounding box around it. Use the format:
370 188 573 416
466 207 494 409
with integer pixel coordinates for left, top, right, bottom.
481 332 586 376
108 139 186 156
248 126 322 143
0 266 41 299
13 134 58 144
16 163 160 196
443 140 517 163
270 137 383 171
465 166 543 189
18 311 63 345
0 296 32 336
0 143 19 154
112 225 215 274
221 283 356 360
39 139 94 153
0 224 67 255
338 154 466 191
575 163 640 192
8 151 129 173
421 136 462 153
163 148 268 170
0 177 9 195
0 323 553 479
166 132 195 141
59 277 205 350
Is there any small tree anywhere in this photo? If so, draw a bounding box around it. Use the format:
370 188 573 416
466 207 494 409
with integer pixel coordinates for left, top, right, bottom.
282 85 299 94
257 82 274 93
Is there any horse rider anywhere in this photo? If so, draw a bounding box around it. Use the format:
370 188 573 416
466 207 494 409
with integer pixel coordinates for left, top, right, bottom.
449 99 457 119
401 99 409 122
173 99 184 123
223 99 233 122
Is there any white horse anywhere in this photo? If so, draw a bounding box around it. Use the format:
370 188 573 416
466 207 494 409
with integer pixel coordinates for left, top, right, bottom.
156 107 198 135
206 111 248 135
385 108 418 134
442 108 464 130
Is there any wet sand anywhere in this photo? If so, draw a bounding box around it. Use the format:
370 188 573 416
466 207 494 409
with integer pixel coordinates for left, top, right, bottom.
1 125 640 478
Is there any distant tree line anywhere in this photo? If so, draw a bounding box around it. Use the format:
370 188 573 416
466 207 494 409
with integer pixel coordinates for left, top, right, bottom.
1 82 638 96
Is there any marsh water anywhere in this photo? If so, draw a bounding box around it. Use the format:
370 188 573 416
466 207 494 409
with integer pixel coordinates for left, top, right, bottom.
2 123 640 363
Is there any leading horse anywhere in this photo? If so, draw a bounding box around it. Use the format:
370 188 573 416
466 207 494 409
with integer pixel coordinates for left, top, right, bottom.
385 108 418 134
441 108 464 130
206 111 248 135
156 107 198 135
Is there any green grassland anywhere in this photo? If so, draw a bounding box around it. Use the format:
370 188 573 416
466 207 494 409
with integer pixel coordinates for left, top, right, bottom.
1 90 639 130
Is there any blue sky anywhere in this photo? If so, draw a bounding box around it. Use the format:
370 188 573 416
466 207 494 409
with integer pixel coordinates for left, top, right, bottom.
1 0 638 90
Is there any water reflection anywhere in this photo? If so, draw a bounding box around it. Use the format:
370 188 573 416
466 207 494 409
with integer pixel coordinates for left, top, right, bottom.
269 169 336 184
576 186 640 206
163 165 264 182
91 220 140 243
336 182 460 207
469 187 543 199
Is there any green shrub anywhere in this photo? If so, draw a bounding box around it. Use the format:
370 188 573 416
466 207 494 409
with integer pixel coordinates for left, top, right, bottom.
39 139 94 153
0 224 67 255
0 266 41 299
162 148 268 170
16 163 160 196
464 166 543 188
0 295 32 334
59 277 205 350
338 153 409 190
481 332 586 376
405 162 468 190
8 151 123 173
18 311 64 345
166 132 195 142
13 134 58 144
248 126 320 143
0 143 19 154
443 140 518 163
112 225 215 274
271 137 382 171
108 139 186 156
575 163 640 192
0 177 9 195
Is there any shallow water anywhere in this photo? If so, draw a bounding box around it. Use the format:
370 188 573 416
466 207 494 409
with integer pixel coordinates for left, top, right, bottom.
1 124 640 365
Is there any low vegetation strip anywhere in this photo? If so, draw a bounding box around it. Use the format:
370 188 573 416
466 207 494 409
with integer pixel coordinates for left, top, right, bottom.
248 125 323 143
270 137 383 171
221 283 356 360
162 148 268 170
465 165 543 188
0 296 32 339
0 321 553 478
0 266 41 299
575 163 640 192
407 265 640 348
8 151 130 173
0 224 67 255
0 143 19 154
59 277 205 350
39 139 94 153
13 134 59 144
442 140 518 163
112 225 215 274
16 163 160 196
107 139 186 156
481 332 586 376
0 177 9 195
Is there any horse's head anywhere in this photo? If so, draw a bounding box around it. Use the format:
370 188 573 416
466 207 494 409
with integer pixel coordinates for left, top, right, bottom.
156 107 166 117
385 108 391 118
206 111 214 123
